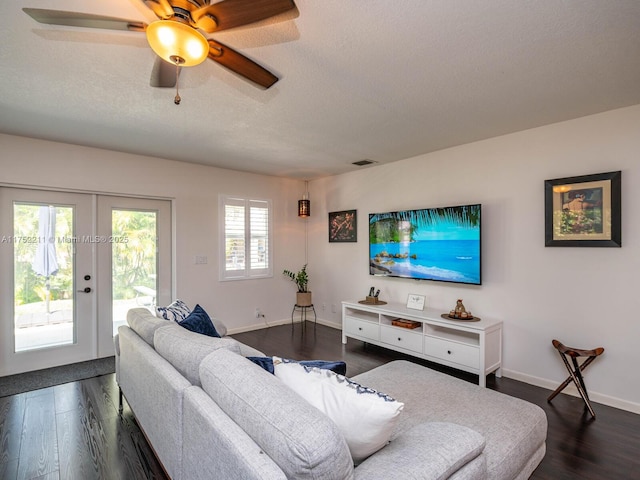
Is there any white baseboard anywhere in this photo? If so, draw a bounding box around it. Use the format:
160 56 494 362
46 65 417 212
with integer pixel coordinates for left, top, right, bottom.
502 368 640 415
226 318 291 335
226 317 342 335
315 318 342 329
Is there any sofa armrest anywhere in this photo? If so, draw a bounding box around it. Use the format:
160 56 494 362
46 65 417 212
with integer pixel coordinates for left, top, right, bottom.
183 386 286 480
354 422 486 480
237 342 266 357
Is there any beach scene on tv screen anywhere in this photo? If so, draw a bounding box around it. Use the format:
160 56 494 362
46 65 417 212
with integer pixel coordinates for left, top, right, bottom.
369 204 481 285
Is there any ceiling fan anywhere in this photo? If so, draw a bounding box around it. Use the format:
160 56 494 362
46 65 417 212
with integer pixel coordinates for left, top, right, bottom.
23 0 297 94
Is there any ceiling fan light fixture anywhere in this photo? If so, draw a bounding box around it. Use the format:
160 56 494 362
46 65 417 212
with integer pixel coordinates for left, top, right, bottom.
146 20 208 66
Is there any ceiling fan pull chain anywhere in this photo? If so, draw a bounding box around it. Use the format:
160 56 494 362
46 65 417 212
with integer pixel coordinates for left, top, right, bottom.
174 62 181 105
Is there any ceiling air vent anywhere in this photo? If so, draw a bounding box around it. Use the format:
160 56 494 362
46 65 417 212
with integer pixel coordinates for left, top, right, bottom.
352 159 376 166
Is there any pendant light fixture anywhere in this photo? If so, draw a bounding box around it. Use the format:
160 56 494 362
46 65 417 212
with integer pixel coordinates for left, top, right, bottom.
298 181 310 217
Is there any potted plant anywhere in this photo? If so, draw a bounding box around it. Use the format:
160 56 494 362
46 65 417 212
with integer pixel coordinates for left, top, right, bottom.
283 264 312 306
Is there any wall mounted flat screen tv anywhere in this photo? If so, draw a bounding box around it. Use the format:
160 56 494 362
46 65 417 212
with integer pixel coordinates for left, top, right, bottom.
369 204 481 285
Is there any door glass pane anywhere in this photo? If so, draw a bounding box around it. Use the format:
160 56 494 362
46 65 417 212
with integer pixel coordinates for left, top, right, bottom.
14 203 74 352
111 209 157 335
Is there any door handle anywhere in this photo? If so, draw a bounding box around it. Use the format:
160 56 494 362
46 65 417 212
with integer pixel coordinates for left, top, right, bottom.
77 287 92 293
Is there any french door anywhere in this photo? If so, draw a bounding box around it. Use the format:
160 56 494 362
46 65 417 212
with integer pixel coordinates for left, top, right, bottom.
0 188 171 376
96 196 172 357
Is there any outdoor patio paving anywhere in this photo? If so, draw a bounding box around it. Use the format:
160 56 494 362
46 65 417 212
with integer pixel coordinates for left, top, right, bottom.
14 297 154 351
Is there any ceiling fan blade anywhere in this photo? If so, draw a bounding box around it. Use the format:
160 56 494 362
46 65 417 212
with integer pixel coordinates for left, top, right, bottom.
192 0 296 33
142 0 174 20
208 40 278 89
22 8 146 32
150 57 180 88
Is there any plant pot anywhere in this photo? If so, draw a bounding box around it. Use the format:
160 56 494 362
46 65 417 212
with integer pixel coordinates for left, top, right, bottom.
296 292 312 307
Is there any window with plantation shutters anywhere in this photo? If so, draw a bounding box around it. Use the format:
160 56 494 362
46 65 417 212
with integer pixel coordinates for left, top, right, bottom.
220 195 272 280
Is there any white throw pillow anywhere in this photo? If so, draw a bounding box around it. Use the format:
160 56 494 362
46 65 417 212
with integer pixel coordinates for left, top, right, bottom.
273 357 404 463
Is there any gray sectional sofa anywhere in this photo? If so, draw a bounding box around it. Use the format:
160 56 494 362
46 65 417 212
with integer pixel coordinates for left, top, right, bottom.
115 308 547 480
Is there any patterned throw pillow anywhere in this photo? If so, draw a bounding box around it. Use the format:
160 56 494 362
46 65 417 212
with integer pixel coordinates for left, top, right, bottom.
247 356 346 375
273 358 404 463
156 299 191 322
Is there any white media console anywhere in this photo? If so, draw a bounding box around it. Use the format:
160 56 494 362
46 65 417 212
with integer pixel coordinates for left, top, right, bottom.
341 300 503 387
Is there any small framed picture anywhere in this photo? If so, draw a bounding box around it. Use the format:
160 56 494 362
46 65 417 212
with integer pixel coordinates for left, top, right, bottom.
406 294 426 311
329 210 357 243
544 171 621 247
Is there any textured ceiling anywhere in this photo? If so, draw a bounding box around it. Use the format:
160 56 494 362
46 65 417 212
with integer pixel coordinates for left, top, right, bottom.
1 0 639 179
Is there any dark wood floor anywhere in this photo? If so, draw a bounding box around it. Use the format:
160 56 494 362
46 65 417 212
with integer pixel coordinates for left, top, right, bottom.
0 373 166 479
1 321 638 479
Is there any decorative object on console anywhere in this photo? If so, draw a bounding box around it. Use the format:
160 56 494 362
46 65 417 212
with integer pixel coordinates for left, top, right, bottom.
283 264 311 306
359 297 386 305
359 286 386 305
369 204 481 285
406 294 426 310
444 299 479 321
391 318 421 329
329 209 357 242
545 170 621 247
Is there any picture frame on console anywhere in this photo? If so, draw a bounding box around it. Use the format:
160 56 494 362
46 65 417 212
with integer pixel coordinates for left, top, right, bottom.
329 209 357 243
406 294 426 310
545 171 621 247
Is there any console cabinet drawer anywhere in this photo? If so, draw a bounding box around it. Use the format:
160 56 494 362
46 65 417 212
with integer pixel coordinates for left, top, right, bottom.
424 336 479 369
344 317 379 341
380 326 423 354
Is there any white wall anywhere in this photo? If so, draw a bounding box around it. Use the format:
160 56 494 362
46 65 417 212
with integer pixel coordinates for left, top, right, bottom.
0 134 307 332
3 104 639 413
308 105 640 413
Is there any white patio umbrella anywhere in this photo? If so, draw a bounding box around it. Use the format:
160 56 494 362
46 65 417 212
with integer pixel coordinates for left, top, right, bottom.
32 205 59 313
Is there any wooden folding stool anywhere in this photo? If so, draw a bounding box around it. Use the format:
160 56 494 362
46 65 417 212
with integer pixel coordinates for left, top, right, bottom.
547 339 604 418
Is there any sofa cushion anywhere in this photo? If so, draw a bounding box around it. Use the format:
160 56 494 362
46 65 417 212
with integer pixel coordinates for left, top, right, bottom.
200 349 355 480
273 359 404 464
178 304 221 337
352 360 547 480
248 356 346 375
154 322 241 386
354 422 486 480
156 299 191 322
126 307 168 346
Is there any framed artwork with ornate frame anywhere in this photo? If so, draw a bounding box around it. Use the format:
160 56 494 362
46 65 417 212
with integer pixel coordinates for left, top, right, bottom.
545 171 621 247
329 210 357 243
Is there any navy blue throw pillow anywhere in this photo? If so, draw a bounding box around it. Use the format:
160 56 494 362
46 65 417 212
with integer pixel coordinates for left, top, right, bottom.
247 356 346 376
178 304 220 337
